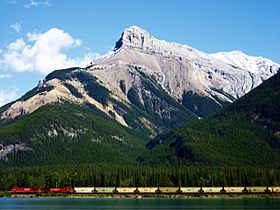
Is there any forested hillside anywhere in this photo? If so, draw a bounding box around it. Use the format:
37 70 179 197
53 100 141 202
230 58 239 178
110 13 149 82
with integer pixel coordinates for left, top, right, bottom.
146 73 280 166
0 104 145 166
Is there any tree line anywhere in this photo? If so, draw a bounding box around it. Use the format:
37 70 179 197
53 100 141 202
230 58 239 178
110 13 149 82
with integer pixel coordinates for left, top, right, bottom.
0 164 279 191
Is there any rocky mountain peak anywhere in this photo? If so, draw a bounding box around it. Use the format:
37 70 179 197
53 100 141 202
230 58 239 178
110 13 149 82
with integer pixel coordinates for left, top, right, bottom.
114 25 153 50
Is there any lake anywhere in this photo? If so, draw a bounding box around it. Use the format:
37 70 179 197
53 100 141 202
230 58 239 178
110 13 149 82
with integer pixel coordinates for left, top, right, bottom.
0 197 280 209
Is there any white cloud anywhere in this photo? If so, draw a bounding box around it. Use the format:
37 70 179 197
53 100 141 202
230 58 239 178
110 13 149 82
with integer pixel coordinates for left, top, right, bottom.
0 88 18 106
0 28 99 74
24 0 50 9
10 22 21 33
0 74 12 79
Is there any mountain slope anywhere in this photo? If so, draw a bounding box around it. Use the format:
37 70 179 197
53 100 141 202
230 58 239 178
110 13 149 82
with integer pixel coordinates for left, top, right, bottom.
0 103 146 166
146 72 280 166
1 26 279 135
0 67 196 137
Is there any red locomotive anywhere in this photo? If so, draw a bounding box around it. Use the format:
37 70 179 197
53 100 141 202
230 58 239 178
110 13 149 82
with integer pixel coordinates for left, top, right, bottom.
10 187 41 193
10 187 73 193
43 187 73 193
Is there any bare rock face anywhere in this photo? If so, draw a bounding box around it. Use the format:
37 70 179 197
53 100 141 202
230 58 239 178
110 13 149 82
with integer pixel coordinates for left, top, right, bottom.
1 26 279 133
111 26 279 101
0 143 32 160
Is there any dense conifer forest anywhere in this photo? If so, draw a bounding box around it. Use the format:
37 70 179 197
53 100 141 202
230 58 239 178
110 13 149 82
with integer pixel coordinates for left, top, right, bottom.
1 164 280 191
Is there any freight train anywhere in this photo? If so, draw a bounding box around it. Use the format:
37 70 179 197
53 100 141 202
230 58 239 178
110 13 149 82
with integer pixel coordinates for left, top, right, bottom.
9 186 280 194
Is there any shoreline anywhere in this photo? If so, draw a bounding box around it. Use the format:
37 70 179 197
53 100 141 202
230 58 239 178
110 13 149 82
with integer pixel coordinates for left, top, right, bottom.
2 192 280 199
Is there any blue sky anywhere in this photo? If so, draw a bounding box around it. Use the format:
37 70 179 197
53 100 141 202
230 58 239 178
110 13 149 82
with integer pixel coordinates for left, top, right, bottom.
0 0 279 106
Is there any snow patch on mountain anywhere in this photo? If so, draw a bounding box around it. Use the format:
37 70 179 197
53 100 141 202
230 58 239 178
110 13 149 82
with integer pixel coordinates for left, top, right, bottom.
211 50 279 79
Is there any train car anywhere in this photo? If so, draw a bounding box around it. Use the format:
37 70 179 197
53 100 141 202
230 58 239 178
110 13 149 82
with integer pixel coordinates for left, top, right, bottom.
203 187 223 193
137 187 158 193
271 187 280 192
158 187 179 193
94 187 116 193
44 187 73 193
246 186 268 193
180 187 201 193
10 187 41 193
116 187 137 193
74 187 95 193
224 187 244 193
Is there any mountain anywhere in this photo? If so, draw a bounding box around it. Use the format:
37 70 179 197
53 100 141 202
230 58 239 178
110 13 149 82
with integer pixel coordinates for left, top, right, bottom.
1 26 279 130
146 72 280 166
0 26 279 165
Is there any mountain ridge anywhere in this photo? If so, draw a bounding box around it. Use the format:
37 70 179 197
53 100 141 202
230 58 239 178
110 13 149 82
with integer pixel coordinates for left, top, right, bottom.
1 25 279 135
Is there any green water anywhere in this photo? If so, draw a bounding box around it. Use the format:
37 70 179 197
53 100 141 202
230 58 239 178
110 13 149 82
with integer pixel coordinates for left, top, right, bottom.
0 197 280 209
